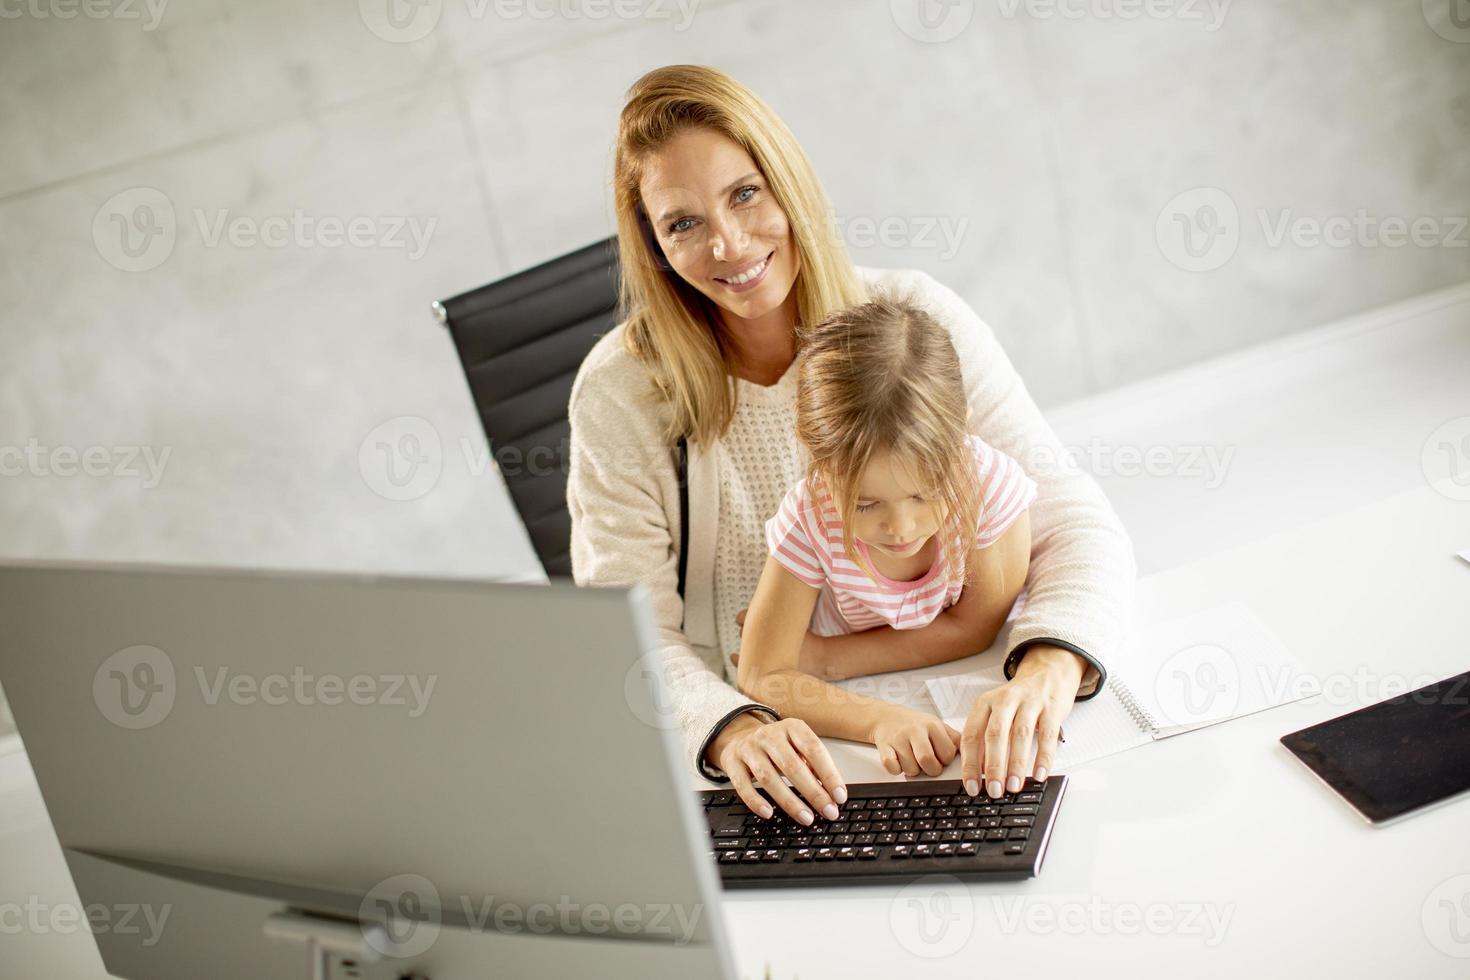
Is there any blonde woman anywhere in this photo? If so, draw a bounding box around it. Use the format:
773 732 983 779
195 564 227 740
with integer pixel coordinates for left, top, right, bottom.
734 296 1037 806
568 65 1135 824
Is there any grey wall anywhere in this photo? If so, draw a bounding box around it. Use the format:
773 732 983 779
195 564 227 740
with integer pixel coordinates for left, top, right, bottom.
0 0 1467 608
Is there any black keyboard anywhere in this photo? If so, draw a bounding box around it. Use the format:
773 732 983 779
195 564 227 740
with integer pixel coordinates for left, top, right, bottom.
698 775 1066 887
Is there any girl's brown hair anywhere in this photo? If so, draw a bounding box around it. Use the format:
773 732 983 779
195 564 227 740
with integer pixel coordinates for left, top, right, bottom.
612 64 870 446
794 294 984 592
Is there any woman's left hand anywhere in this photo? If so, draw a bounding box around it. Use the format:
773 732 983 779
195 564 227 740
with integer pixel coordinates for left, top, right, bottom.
959 644 1086 798
731 607 832 680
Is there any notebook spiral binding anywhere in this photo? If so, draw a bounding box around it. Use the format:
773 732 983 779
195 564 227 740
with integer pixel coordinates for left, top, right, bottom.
1110 674 1161 735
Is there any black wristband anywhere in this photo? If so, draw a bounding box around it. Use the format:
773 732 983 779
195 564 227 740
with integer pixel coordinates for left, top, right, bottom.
1004 638 1107 701
696 703 782 781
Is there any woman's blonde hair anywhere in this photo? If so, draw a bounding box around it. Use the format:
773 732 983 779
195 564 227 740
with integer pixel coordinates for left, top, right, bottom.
795 294 984 592
612 64 869 447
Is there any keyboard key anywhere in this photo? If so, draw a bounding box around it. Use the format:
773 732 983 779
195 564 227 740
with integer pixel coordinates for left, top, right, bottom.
1016 792 1042 804
981 817 1003 829
858 846 879 860
962 829 985 842
719 852 740 864
1002 805 1038 816
876 833 897 844
834 834 855 846
812 835 833 846
913 844 934 857
714 839 747 850
959 818 980 829
958 842 978 856
741 850 763 863
935 843 956 857
898 832 919 844
1007 828 1031 840
985 829 1007 841
1003 816 1035 827
1004 842 1026 855
941 830 963 842
762 849 783 862
856 834 876 845
936 819 956 830
814 848 835 861
850 823 871 833
794 848 814 862
836 847 857 860
890 845 911 859
919 831 941 842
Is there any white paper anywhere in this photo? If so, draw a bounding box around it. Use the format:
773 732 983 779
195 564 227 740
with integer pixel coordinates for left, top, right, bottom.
924 601 1317 770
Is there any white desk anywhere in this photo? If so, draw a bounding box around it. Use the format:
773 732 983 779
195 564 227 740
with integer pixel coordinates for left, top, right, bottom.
2 284 1467 977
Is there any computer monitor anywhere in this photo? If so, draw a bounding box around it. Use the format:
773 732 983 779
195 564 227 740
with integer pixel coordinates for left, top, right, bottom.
0 560 735 980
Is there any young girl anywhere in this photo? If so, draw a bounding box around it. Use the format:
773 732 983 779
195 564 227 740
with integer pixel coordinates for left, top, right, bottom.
735 293 1037 785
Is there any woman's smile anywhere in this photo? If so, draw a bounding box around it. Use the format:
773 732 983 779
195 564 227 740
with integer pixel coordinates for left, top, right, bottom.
714 249 774 292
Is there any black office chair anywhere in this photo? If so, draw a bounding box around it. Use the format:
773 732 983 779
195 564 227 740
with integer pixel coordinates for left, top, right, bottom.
434 238 689 593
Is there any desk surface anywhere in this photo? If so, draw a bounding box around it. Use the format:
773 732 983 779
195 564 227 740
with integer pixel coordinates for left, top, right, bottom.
2 285 1468 978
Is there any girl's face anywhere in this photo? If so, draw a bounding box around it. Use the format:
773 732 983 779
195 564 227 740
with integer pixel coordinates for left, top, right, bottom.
847 447 945 559
637 127 801 325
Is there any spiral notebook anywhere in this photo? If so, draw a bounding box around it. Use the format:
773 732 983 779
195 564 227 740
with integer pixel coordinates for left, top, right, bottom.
924 601 1318 770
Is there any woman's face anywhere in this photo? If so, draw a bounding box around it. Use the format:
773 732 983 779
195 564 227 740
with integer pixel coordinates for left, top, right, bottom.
638 127 801 325
847 447 945 559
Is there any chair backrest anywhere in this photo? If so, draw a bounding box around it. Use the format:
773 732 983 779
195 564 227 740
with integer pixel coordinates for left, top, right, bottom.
434 238 621 579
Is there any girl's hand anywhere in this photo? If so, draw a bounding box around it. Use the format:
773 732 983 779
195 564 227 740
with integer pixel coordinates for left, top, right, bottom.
732 608 832 680
869 705 963 777
710 712 848 825
959 644 1086 798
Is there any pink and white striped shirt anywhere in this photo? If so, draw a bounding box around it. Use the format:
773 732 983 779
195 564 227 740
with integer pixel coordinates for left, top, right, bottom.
763 434 1037 636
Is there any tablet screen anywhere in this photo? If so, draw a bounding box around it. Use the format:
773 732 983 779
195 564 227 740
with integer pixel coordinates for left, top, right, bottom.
1280 669 1470 824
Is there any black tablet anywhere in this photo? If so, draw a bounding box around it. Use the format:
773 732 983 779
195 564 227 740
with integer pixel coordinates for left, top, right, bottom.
1280 669 1470 825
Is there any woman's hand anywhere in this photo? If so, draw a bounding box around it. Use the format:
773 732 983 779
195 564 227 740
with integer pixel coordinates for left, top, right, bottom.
708 711 848 825
959 644 1086 798
869 704 963 777
731 607 833 680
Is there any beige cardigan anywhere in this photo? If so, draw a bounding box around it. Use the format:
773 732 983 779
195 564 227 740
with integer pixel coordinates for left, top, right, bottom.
567 266 1136 780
